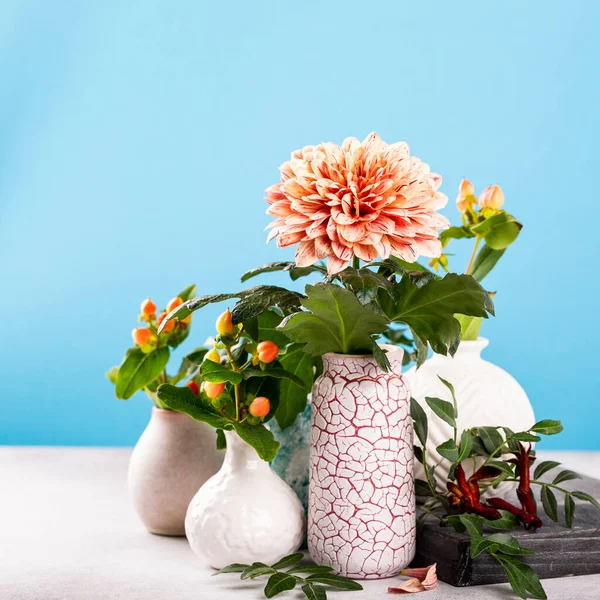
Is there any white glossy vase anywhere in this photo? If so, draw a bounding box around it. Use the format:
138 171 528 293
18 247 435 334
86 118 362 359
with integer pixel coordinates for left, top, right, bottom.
308 348 416 580
405 338 535 496
128 407 224 536
185 430 305 569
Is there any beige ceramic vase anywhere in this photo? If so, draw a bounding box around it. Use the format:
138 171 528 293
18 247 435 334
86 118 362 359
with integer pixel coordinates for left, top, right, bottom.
128 407 224 536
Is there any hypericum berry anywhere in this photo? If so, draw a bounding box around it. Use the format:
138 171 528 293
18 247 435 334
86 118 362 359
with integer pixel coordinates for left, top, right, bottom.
132 327 152 347
479 184 504 210
157 312 175 333
204 347 220 363
186 380 200 396
256 340 279 363
216 309 236 336
166 296 184 314
249 396 270 418
204 381 226 399
140 298 157 318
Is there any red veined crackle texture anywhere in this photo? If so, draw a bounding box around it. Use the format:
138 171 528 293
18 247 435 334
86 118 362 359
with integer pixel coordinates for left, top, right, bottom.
307 349 416 579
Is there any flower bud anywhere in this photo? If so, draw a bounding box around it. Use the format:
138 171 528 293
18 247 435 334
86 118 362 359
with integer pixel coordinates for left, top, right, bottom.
204 381 226 399
456 178 477 213
216 309 236 336
204 347 221 363
157 312 175 333
140 298 157 319
479 184 504 210
257 341 279 363
459 178 474 197
166 296 184 314
248 396 270 418
132 327 152 347
186 380 200 396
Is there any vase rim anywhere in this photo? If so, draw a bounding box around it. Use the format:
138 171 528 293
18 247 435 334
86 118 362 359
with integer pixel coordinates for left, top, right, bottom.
322 345 404 360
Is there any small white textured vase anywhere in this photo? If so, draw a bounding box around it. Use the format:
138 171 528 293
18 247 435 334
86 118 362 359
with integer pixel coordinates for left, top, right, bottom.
128 407 224 536
185 430 305 569
405 338 535 496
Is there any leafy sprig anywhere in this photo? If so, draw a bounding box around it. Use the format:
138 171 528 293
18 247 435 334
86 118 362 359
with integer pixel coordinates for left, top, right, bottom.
214 553 362 599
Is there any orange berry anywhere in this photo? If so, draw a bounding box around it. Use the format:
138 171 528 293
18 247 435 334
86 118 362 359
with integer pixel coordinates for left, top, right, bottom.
216 309 236 336
157 312 175 333
257 340 279 363
249 396 270 418
204 381 226 399
140 298 156 317
132 327 152 347
204 347 221 363
166 296 184 314
186 380 200 396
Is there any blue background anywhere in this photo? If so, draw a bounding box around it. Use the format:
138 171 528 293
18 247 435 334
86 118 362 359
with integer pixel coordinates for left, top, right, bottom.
2 1 598 448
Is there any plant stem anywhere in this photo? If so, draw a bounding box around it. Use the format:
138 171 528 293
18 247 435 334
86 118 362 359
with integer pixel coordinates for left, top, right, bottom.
225 346 242 422
465 236 482 275
352 256 360 269
504 478 572 495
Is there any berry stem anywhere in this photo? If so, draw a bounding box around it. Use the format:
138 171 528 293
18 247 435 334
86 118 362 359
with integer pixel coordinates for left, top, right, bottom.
224 345 242 422
465 236 482 275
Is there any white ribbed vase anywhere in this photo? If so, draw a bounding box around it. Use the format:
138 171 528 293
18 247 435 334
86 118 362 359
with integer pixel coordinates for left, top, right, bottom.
185 431 305 569
405 338 536 497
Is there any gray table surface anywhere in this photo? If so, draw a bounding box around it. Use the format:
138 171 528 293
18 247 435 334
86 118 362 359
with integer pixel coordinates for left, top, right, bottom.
1 447 599 600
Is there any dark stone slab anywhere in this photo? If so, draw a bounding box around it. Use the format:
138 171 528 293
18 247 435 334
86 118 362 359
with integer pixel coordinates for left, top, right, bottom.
411 476 600 586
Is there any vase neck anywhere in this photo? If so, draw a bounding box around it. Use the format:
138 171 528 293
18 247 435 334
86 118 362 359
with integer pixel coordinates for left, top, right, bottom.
223 431 268 472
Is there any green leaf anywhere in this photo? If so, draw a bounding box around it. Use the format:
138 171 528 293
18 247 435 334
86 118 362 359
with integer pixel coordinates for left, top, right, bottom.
301 583 327 600
106 366 119 385
471 212 523 251
334 267 396 306
177 283 197 302
530 419 563 435
436 438 459 462
244 310 290 347
264 572 298 598
541 485 558 522
156 384 229 429
232 422 280 462
472 533 534 557
415 478 434 496
425 397 456 428
533 460 561 480
509 431 542 443
411 328 429 368
478 426 505 455
276 345 313 430
389 273 493 357
370 338 392 372
171 347 207 384
270 553 304 570
241 563 277 579
286 566 334 575
212 563 248 575
241 261 326 283
457 429 474 463
456 314 483 341
278 283 388 356
243 375 280 424
440 225 475 247
115 347 170 400
458 514 483 545
242 367 304 388
565 493 575 528
486 460 515 476
410 397 428 446
437 375 457 409
306 574 363 591
485 510 520 530
494 554 547 600
413 445 424 464
552 470 581 485
216 429 226 450
471 244 506 282
572 491 600 511
201 360 243 384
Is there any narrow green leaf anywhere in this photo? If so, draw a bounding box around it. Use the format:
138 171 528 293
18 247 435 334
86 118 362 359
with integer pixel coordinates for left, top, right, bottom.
437 376 457 413
106 366 119 385
216 429 226 450
286 566 334 575
415 478 434 497
494 554 547 600
212 563 248 575
240 261 326 283
486 460 515 475
565 494 575 528
271 553 304 570
241 564 277 579
533 460 561 480
478 426 505 454
457 429 474 463
436 438 459 462
541 486 558 522
413 445 424 464
177 283 197 302
115 347 170 400
509 431 542 443
572 491 600 511
552 470 582 485
410 397 428 446
301 583 327 600
484 510 519 530
242 368 304 388
530 419 563 435
264 572 298 598
472 533 534 558
306 574 363 591
232 422 280 462
275 345 313 429
471 244 505 282
425 396 456 428
201 360 243 384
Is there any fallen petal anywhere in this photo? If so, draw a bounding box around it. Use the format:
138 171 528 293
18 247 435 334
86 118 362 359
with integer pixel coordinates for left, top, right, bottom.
400 564 436 581
388 578 426 593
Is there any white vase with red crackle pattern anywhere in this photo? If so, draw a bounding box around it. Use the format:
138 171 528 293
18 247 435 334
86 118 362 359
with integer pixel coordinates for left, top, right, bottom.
308 346 416 580
185 431 305 569
405 337 535 497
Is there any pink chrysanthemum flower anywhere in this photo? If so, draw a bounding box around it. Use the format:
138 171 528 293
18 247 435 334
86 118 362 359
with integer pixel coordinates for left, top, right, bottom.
265 132 449 274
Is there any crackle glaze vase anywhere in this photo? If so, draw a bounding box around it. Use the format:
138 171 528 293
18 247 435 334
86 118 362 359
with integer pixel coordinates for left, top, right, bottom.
128 407 224 536
185 430 305 569
405 337 536 497
308 347 416 580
